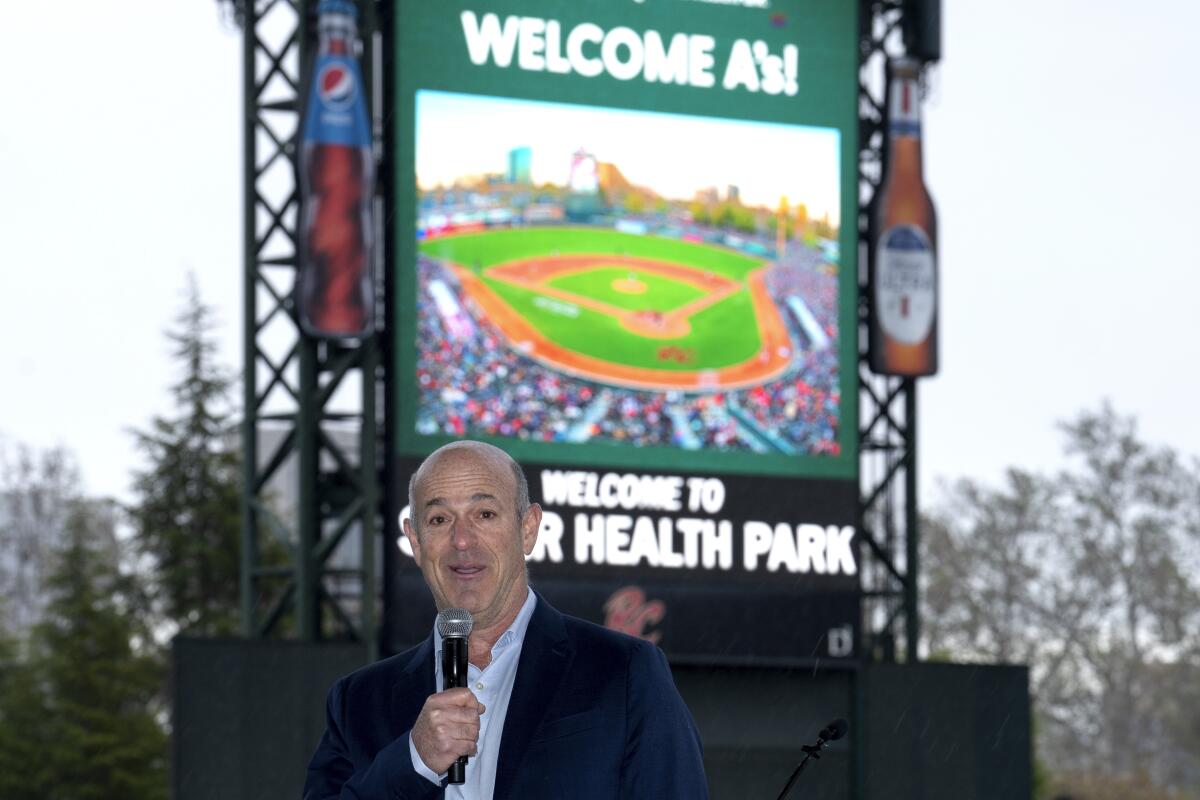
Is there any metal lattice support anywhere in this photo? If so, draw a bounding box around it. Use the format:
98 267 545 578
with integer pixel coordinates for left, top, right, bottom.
857 0 923 663
240 0 381 659
238 0 916 668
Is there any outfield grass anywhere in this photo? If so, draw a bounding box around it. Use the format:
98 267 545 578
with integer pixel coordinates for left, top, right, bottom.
546 266 705 313
419 226 762 279
420 227 766 372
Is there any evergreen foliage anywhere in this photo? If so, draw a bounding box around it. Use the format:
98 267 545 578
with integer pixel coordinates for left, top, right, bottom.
0 278 251 797
130 276 243 637
0 619 53 797
0 503 167 800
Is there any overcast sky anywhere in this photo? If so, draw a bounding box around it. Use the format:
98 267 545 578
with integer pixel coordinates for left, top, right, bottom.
2 1 1198 505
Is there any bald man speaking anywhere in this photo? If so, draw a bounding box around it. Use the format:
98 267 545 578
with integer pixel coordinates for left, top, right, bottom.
303 441 709 799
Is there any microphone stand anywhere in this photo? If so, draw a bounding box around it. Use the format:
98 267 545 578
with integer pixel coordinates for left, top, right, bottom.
774 734 833 800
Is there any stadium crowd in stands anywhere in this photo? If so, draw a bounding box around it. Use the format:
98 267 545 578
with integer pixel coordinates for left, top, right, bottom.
413 227 841 456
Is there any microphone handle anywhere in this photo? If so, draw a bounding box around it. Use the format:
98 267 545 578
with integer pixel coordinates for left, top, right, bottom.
441 636 470 785
775 739 824 800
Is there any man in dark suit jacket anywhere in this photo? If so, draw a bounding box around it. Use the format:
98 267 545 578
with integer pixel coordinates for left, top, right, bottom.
303 441 708 799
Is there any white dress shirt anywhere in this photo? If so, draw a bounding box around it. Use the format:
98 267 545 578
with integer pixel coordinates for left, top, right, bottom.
409 589 538 799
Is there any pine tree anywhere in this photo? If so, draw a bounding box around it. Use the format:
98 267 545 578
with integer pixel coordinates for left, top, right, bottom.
0 612 54 798
130 276 243 636
27 501 167 800
0 444 80 799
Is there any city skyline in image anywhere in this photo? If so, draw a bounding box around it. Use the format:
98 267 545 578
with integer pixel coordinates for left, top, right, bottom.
415 90 841 224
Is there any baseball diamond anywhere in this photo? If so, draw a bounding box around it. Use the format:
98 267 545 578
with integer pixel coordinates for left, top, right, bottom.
418 227 794 391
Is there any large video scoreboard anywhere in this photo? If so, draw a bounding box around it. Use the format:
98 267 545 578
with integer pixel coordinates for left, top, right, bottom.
386 0 860 664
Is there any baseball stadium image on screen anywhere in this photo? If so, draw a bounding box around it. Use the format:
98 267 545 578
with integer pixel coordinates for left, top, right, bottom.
405 89 850 476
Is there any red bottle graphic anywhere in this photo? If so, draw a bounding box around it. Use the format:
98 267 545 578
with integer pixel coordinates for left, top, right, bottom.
297 0 374 339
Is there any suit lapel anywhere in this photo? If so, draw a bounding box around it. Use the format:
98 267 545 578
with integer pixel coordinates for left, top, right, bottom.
391 636 436 737
492 595 573 800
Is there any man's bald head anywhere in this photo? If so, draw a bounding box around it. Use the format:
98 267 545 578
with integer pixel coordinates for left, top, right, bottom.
402 439 541 634
407 441 530 534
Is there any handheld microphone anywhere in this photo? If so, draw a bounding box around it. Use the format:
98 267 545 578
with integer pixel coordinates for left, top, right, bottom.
436 607 474 785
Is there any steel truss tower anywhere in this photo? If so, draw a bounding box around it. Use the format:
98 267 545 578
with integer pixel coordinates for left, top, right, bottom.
857 0 927 662
238 0 926 665
239 0 382 658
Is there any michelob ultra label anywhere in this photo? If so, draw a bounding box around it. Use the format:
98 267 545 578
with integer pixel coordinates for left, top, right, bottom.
875 224 935 344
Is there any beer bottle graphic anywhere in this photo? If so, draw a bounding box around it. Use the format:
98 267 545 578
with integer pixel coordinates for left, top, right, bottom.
869 57 938 377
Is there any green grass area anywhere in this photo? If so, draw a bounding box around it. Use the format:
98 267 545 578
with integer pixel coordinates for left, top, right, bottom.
420 227 766 371
482 274 760 372
419 226 763 280
546 266 706 313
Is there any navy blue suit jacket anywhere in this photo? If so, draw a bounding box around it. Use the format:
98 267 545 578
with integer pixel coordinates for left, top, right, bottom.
303 595 708 799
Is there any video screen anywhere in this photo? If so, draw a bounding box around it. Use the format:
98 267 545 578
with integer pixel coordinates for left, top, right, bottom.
410 90 844 467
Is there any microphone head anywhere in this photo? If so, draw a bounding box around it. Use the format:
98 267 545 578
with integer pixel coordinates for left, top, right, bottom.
436 607 474 639
819 718 849 742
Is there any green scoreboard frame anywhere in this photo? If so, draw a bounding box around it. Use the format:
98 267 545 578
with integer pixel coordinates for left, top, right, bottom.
387 0 861 665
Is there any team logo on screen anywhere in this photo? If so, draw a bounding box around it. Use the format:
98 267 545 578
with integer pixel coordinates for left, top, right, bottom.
604 586 665 644
317 62 356 109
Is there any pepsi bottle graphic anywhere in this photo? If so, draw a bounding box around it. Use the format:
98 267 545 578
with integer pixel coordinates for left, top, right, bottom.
297 0 374 339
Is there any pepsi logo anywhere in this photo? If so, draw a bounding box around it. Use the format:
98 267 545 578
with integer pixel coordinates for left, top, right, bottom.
317 62 356 109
